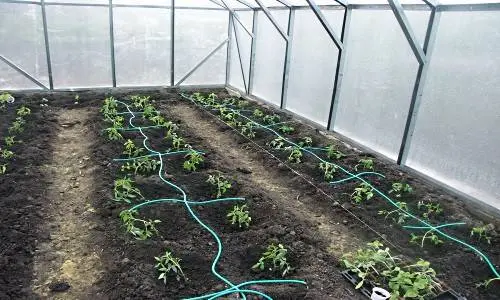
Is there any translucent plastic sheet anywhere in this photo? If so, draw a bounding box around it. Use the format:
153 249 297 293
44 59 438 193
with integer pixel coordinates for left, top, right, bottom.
0 60 42 90
228 11 253 92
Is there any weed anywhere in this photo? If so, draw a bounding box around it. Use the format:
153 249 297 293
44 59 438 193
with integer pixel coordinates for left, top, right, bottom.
207 173 232 198
269 137 286 149
410 231 444 248
287 147 303 163
16 106 31 117
183 150 204 172
227 204 251 228
355 158 374 171
378 202 409 224
155 250 186 283
114 177 143 203
279 125 295 134
319 162 338 181
417 201 443 219
119 210 160 240
263 114 280 125
123 139 144 158
351 182 374 203
105 127 123 141
389 182 413 198
326 145 345 160
470 224 494 244
252 243 292 277
253 109 264 118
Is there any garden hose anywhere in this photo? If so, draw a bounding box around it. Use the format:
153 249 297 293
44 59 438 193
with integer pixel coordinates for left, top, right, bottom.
180 93 500 281
113 100 307 299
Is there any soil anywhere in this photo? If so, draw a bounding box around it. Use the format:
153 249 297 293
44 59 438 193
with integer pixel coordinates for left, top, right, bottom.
0 87 498 300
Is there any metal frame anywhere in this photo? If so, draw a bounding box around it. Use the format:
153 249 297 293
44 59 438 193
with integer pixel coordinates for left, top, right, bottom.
170 0 175 86
247 10 258 94
109 0 116 87
40 0 53 89
231 13 249 94
0 54 48 89
279 6 294 109
255 0 289 41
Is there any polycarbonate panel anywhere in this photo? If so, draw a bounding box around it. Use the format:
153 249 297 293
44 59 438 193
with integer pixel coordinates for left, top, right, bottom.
45 0 107 3
0 60 42 90
0 3 48 88
46 6 111 88
114 8 170 86
252 9 289 106
174 9 228 85
114 0 169 5
228 11 253 92
407 11 500 209
334 9 428 160
285 9 344 127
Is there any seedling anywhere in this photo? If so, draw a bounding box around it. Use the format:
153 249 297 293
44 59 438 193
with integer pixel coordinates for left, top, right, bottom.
109 115 124 128
470 224 494 244
149 115 167 126
326 144 345 160
121 157 160 175
172 133 184 150
114 177 143 203
119 210 160 240
378 202 409 224
269 137 286 149
0 93 13 110
8 117 25 134
142 104 159 119
183 150 204 172
0 164 7 174
252 243 292 277
263 114 280 125
253 109 264 118
287 147 303 163
155 250 186 283
355 158 374 171
278 125 295 134
227 204 251 228
410 231 444 248
75 94 80 102
351 182 374 203
101 97 118 118
1 149 14 159
131 95 150 109
207 173 232 198
16 106 31 117
319 162 338 181
417 201 443 219
298 136 313 147
105 127 123 141
389 182 413 198
4 136 16 147
477 277 500 288
237 100 249 108
240 122 256 138
123 139 144 158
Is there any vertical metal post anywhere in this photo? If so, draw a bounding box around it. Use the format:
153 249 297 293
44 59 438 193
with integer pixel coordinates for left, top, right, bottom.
247 10 257 94
397 9 441 165
232 14 248 94
40 0 53 89
170 0 175 86
109 0 116 87
327 6 351 130
280 7 295 109
225 11 232 86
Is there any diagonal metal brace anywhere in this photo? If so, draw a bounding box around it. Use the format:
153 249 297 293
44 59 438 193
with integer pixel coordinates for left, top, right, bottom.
305 0 343 50
0 54 49 90
255 0 289 41
220 0 255 38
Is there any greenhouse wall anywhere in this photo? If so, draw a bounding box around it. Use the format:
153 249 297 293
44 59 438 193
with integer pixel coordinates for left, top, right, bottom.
0 0 499 211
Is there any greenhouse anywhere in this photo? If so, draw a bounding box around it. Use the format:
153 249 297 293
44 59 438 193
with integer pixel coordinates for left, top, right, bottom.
0 0 499 299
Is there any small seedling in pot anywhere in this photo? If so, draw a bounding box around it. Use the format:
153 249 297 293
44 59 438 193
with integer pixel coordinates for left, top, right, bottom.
263 114 280 125
319 162 338 181
114 177 144 203
326 144 345 160
389 182 413 198
287 147 303 163
131 95 150 109
378 202 409 224
123 139 144 158
1 149 14 159
119 209 160 240
16 106 31 117
240 122 256 138
183 150 204 172
269 137 286 149
417 201 443 219
470 224 494 244
298 137 313 147
252 243 292 277
122 157 160 175
171 133 184 150
351 182 374 203
253 109 264 118
4 136 16 147
105 127 123 141
279 125 295 134
207 173 232 198
0 164 7 174
155 250 186 283
355 158 374 171
227 204 251 228
410 231 443 248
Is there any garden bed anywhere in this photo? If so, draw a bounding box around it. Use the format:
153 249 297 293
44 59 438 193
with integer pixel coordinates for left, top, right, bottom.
0 88 498 299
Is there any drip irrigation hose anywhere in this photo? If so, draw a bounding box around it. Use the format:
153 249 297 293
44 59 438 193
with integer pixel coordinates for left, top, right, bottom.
113 150 204 162
181 93 500 281
112 100 307 299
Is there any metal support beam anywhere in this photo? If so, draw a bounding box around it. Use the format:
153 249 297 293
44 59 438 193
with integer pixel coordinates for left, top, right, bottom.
0 55 49 90
280 7 295 109
40 0 53 89
235 0 255 9
225 12 233 86
305 0 343 50
387 0 426 65
255 0 289 41
109 0 116 87
220 0 254 38
397 9 441 165
208 0 226 9
248 10 258 94
327 5 351 130
232 15 248 94
170 0 175 86
276 0 291 7
175 39 228 86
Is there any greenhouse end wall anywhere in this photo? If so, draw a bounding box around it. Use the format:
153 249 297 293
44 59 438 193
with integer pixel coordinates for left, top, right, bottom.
0 1 499 212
